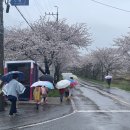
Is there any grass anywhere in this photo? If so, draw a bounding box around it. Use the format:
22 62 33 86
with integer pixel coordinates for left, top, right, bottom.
81 77 130 91
48 89 60 97
111 80 130 91
48 77 130 96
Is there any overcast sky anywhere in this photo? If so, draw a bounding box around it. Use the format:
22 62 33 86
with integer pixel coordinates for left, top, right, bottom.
4 0 130 53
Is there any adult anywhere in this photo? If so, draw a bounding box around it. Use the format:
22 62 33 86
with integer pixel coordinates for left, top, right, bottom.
69 77 75 97
5 73 25 117
105 75 112 88
59 88 65 103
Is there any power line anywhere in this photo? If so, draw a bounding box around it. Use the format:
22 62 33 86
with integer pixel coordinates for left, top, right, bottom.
90 0 130 13
15 6 34 31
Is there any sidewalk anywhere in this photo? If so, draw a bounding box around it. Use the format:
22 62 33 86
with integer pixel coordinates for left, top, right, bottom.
0 97 72 130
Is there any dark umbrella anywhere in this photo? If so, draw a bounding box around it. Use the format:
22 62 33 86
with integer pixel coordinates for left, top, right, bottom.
39 74 54 83
1 71 24 83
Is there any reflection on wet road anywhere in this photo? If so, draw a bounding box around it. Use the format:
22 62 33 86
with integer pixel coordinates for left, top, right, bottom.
18 83 130 130
74 84 130 111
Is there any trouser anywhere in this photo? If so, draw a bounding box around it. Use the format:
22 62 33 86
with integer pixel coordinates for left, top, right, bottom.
43 95 47 102
60 93 64 102
8 95 17 115
0 94 5 111
107 79 111 88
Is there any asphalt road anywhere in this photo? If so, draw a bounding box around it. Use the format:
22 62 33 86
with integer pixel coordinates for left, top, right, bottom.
1 82 130 130
0 99 72 130
17 83 130 130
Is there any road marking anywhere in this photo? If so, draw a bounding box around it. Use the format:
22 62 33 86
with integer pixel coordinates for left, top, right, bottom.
77 110 130 113
70 98 77 111
80 83 130 107
18 111 76 129
16 108 130 129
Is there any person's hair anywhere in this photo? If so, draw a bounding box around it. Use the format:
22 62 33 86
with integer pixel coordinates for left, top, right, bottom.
70 77 73 79
12 73 18 79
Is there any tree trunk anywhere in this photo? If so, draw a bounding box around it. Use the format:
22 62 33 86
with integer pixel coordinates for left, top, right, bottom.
0 0 4 111
44 57 50 74
54 64 60 84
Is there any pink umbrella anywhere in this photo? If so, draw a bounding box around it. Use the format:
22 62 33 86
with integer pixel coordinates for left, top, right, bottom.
70 81 78 88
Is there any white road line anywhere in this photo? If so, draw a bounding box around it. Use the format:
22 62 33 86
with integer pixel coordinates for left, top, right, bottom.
17 109 130 129
77 110 130 113
70 98 77 111
80 83 130 107
18 111 76 129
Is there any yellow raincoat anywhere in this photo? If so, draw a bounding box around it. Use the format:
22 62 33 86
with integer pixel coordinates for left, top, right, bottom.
33 87 42 102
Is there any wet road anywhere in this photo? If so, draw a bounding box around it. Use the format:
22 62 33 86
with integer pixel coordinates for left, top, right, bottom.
0 100 72 130
18 83 130 130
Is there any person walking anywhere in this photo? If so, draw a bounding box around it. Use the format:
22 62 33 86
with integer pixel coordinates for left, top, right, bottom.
105 74 112 89
59 88 65 103
5 74 25 117
69 77 75 97
33 86 42 109
41 86 48 104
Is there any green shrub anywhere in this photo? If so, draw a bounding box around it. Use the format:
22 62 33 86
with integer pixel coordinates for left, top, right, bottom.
48 89 60 97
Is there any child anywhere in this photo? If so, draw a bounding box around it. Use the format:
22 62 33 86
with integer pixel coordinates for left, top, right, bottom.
59 88 65 103
69 77 75 97
41 86 48 104
33 86 42 110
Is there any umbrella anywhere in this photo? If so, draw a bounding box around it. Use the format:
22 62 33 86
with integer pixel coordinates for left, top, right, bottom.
70 81 78 87
105 75 112 79
31 81 54 89
68 79 78 88
56 80 71 89
39 74 54 83
72 75 79 80
1 71 24 83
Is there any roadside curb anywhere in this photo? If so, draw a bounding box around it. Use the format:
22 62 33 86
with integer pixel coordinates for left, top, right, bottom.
6 97 61 105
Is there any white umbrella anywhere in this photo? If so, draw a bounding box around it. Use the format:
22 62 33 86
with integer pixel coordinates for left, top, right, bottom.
105 75 112 79
56 80 71 89
31 81 54 89
72 75 79 80
31 81 44 87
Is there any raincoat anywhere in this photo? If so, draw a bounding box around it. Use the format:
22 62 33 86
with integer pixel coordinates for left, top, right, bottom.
33 87 42 102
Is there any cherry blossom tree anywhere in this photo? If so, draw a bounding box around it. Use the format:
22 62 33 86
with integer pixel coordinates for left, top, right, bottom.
75 48 123 80
4 18 92 81
114 33 130 78
114 33 130 60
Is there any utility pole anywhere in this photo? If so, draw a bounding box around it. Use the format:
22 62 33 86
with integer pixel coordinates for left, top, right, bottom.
54 6 58 22
44 6 59 75
45 6 59 22
0 0 4 112
0 0 4 76
46 6 60 82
